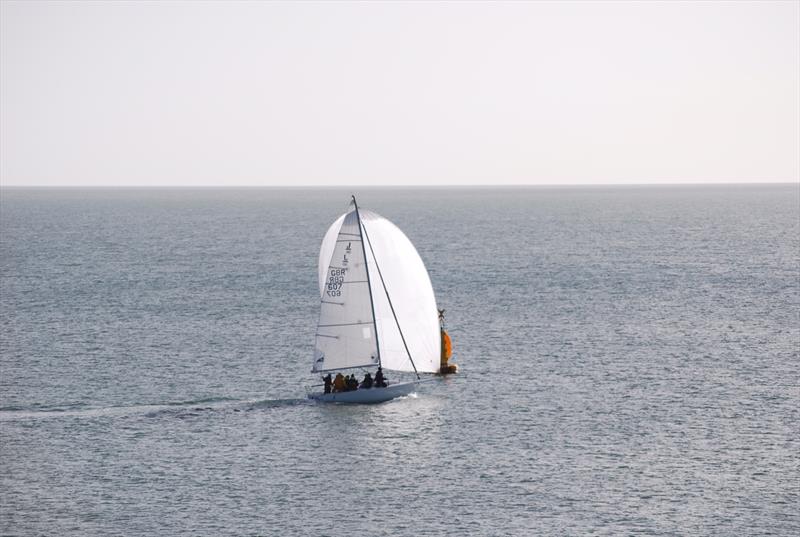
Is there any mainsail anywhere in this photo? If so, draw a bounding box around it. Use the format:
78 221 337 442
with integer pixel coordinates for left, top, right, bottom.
313 208 379 372
313 200 440 374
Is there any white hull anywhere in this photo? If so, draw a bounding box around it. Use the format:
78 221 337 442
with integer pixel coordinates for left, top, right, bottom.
308 379 432 404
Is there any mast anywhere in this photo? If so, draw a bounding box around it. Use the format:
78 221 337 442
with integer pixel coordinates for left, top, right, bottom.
360 215 421 380
351 195 382 369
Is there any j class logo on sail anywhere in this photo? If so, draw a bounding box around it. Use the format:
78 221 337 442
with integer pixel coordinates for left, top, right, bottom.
326 267 347 297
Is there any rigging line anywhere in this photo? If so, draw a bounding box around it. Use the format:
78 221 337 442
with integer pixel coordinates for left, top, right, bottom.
314 363 378 373
360 216 421 380
318 321 374 327
352 195 382 369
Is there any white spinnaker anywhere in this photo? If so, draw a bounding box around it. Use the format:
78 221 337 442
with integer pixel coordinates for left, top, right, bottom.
360 210 440 373
313 210 379 372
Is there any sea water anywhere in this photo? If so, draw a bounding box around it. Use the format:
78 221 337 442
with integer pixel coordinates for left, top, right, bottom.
1 185 798 536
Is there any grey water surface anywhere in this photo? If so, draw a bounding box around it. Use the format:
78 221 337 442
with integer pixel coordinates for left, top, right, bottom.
1 185 798 536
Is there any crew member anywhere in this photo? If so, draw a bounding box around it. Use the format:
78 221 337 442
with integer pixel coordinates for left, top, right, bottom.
360 372 373 389
374 367 387 388
333 372 345 393
323 374 332 394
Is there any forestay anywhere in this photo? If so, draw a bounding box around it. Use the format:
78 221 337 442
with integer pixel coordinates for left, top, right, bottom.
314 203 440 374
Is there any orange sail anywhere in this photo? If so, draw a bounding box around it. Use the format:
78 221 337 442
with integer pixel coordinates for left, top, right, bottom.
438 309 457 374
442 330 452 359
439 329 457 373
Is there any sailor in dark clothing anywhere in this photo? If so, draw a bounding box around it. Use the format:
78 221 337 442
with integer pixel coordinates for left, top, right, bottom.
323 374 332 394
360 372 373 389
374 367 387 388
346 374 358 391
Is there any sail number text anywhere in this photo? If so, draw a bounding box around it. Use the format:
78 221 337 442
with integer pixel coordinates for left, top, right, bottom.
326 268 347 297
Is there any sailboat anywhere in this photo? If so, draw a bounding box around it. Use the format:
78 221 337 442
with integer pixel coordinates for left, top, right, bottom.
307 196 448 404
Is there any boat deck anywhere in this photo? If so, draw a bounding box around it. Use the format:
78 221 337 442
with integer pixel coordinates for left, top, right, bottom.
307 379 434 404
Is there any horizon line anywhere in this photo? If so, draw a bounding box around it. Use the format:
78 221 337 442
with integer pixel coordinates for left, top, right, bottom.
1 180 798 189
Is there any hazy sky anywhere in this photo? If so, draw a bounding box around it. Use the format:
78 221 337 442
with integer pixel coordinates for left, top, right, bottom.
1 1 798 186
